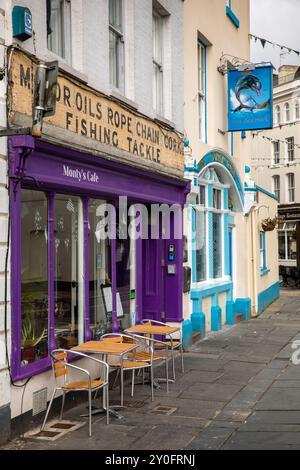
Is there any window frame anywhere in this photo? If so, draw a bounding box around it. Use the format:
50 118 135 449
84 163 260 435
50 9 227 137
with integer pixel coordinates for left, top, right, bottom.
287 173 295 203
278 223 297 261
152 9 164 116
295 100 300 120
109 0 125 93
47 0 72 64
197 39 207 143
284 102 290 123
286 137 295 162
11 186 119 381
273 141 280 165
274 105 281 126
260 231 267 273
273 175 280 202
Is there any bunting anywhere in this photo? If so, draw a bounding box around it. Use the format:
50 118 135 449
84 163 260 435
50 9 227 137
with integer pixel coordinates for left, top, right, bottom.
249 34 300 56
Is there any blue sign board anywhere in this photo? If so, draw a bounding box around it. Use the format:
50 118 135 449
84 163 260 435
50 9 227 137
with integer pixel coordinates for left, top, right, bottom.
228 66 273 131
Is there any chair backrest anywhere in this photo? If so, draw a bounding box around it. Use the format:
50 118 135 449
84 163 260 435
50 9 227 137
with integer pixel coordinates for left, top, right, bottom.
51 350 68 384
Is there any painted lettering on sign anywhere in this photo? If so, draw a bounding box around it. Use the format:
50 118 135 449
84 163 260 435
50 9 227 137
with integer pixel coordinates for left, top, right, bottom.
63 165 100 183
9 51 184 173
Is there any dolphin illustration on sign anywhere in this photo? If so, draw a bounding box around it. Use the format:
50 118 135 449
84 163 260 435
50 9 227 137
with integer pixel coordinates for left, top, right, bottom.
228 66 273 131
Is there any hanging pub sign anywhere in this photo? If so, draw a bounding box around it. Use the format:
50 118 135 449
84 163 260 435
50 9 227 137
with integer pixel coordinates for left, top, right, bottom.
228 65 273 132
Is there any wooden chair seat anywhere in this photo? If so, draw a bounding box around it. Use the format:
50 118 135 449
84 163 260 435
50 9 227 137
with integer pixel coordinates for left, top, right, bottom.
63 379 104 390
154 341 181 349
110 360 150 369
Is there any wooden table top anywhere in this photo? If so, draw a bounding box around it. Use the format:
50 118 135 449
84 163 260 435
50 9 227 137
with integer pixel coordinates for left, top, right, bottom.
125 324 179 336
71 341 137 355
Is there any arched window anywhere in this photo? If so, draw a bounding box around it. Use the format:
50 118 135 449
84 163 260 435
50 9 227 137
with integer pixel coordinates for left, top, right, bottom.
295 100 300 120
274 105 281 125
285 103 290 123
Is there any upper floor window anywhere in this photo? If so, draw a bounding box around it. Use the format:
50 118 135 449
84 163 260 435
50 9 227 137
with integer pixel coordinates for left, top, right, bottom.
260 232 267 273
109 0 124 92
295 100 300 120
274 105 281 126
273 141 280 164
152 8 164 116
47 0 72 63
197 40 206 143
287 173 295 203
287 137 295 162
273 175 280 202
284 102 290 123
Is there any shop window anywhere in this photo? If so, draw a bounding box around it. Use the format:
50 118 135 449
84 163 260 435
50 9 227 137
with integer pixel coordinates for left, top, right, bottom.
195 209 206 282
213 213 222 279
197 40 206 143
88 199 112 339
260 232 267 272
47 0 72 63
153 8 164 116
109 0 124 92
278 223 297 261
116 213 134 331
54 195 85 349
21 190 49 366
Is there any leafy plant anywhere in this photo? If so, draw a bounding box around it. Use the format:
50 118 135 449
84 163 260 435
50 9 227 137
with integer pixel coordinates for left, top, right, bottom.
21 315 46 348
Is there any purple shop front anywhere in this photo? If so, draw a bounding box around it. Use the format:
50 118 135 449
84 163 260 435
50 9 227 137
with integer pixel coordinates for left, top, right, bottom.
9 136 189 381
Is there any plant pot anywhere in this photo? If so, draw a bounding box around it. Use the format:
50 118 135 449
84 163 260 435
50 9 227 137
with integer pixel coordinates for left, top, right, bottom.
21 345 36 363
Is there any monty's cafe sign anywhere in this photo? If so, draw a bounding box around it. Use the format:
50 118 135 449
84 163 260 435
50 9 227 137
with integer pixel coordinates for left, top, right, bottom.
8 50 184 172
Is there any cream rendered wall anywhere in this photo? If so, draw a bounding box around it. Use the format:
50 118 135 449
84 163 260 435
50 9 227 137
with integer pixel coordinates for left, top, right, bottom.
184 0 251 174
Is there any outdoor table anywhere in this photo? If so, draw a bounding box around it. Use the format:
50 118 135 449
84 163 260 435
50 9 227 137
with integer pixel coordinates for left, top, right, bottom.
125 324 180 387
72 341 137 419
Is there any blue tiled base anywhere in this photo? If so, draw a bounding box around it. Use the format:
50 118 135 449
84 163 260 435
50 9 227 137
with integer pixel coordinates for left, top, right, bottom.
191 312 206 335
226 300 236 325
235 298 251 321
258 282 280 316
182 320 193 351
211 306 222 331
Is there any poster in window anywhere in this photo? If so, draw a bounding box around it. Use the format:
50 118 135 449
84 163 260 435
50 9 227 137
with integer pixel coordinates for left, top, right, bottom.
228 65 273 131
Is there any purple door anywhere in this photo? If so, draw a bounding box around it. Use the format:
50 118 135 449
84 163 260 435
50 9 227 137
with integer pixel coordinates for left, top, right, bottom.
142 236 165 322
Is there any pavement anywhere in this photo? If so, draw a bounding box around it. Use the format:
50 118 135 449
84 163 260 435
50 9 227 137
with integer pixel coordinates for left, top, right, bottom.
4 289 300 450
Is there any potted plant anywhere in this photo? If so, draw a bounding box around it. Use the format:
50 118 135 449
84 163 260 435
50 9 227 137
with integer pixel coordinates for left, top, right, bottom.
21 314 46 363
261 217 282 232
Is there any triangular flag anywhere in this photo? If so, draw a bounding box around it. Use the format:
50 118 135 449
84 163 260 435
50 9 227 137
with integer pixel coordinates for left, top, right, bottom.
260 38 266 48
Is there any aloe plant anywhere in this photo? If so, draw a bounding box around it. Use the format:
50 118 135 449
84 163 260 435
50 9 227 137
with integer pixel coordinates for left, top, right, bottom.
21 315 46 348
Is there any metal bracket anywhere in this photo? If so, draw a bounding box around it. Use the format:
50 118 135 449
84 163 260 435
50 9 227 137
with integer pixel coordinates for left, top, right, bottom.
0 127 32 137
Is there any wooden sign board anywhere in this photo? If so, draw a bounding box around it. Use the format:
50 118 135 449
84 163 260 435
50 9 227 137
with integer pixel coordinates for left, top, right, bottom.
8 50 184 173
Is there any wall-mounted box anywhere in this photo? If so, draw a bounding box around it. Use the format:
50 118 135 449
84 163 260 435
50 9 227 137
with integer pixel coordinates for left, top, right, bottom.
12 6 32 41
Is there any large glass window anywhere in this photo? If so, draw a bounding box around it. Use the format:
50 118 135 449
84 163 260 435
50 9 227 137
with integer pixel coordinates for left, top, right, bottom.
54 195 85 349
88 199 112 339
153 10 164 115
213 213 222 279
195 209 206 282
21 190 48 366
109 0 124 91
47 0 71 63
278 223 297 261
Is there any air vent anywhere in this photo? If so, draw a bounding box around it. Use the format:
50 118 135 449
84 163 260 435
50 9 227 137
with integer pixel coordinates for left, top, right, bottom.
32 388 47 416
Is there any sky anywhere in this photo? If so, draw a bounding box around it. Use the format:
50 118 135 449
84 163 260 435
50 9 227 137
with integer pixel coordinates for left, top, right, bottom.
250 0 300 71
